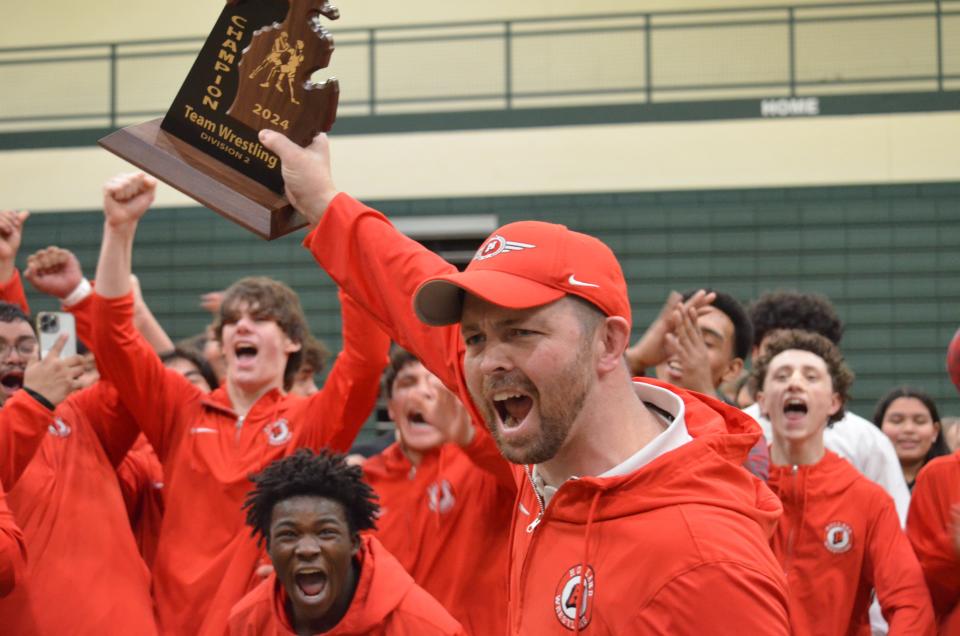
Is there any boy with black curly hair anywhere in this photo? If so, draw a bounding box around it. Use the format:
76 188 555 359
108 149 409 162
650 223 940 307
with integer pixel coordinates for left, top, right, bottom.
229 449 464 635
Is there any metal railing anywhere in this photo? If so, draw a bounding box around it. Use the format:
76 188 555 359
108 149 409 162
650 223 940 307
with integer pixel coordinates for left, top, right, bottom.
0 0 956 130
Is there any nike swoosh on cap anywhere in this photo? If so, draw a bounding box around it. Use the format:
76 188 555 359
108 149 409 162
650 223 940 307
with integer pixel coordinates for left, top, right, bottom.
568 274 600 288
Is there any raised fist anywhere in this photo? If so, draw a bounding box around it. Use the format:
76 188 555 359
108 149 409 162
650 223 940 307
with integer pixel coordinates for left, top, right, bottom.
0 209 29 268
103 172 157 228
24 246 84 300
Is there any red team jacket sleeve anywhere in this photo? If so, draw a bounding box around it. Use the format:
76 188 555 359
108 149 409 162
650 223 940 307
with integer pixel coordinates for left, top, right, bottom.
907 459 960 622
301 290 390 452
636 561 790 633
868 496 937 634
0 270 29 315
91 291 201 459
0 390 54 490
304 194 464 394
0 482 26 597
456 421 516 493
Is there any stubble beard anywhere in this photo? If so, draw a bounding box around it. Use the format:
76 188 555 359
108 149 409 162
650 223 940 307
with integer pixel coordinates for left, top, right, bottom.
471 346 593 466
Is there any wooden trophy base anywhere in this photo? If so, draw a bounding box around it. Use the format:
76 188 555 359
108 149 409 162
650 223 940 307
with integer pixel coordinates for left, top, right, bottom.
98 118 306 240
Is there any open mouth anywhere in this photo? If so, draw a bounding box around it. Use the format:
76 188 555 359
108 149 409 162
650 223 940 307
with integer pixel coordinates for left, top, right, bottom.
783 397 808 417
492 392 533 429
295 569 328 600
234 344 258 361
407 410 432 428
0 370 24 392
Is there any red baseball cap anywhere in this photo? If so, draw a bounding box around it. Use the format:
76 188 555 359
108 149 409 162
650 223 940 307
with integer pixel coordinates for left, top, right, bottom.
413 221 631 328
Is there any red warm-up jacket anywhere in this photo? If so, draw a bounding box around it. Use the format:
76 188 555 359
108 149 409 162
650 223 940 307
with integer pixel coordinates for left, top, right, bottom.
228 535 466 635
0 482 25 597
908 451 960 633
0 295 157 634
769 451 935 636
91 289 390 636
116 433 165 568
362 432 514 635
304 193 792 634
0 269 29 314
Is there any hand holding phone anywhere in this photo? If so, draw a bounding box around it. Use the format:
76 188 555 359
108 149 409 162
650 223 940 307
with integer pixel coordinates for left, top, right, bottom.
37 312 77 359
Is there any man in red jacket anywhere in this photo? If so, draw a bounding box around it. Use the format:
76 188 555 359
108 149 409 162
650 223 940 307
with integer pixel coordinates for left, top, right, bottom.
66 172 391 635
230 449 465 635
907 451 960 632
257 130 791 633
755 329 935 635
0 297 158 634
364 347 513 634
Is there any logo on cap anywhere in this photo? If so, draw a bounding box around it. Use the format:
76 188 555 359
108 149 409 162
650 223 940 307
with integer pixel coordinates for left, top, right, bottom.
474 235 536 261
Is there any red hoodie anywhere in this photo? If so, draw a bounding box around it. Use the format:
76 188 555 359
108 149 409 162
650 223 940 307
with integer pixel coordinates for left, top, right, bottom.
228 535 466 635
0 296 157 634
769 451 935 635
362 430 514 635
91 289 389 635
304 193 792 633
0 482 25 597
907 451 960 633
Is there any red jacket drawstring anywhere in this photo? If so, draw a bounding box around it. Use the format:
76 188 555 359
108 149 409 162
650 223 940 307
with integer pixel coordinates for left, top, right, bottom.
574 490 602 636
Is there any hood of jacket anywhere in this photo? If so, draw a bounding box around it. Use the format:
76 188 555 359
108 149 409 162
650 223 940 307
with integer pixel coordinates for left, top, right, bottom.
537 378 781 536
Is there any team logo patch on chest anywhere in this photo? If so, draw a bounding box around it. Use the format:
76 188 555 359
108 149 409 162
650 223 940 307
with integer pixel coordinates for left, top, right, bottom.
824 522 853 554
554 564 594 631
426 479 456 513
48 417 72 438
263 418 291 446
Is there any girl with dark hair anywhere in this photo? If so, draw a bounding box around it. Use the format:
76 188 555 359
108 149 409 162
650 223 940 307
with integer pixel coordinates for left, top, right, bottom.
874 386 951 490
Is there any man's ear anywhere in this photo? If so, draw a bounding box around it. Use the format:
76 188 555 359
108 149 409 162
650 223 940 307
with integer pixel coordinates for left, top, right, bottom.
351 533 361 557
828 392 843 419
720 357 744 385
284 337 303 355
598 316 631 376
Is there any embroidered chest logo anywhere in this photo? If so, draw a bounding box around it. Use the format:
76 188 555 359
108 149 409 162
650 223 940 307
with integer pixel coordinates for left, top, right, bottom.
824 522 853 554
554 564 594 631
473 235 536 261
48 417 72 438
263 419 291 446
426 479 456 514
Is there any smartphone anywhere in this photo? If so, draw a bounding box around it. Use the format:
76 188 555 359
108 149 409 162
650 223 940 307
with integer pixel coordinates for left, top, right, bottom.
36 312 77 359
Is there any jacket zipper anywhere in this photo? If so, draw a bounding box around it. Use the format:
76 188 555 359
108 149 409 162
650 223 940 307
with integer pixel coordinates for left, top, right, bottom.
235 414 245 444
784 464 799 572
524 465 546 533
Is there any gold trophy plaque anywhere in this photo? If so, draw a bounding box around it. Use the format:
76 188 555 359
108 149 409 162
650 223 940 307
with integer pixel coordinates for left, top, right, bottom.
99 0 340 239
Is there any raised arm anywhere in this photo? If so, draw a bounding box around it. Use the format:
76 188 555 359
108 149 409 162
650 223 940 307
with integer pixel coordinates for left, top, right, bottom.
130 274 175 354
0 210 30 314
88 173 201 458
259 131 464 394
24 246 143 465
303 290 389 452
